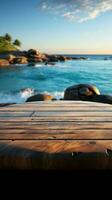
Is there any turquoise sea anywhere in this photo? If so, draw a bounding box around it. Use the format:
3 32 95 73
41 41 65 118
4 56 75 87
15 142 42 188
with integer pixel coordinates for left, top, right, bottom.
0 54 112 103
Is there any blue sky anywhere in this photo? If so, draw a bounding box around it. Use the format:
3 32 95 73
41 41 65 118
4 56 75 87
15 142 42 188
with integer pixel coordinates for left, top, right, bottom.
0 0 112 54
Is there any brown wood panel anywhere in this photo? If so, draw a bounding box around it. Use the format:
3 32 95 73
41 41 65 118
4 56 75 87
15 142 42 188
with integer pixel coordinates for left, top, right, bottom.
1 122 112 129
0 116 112 122
33 111 112 117
0 140 111 169
0 111 33 117
1 131 112 140
0 101 112 169
0 140 111 152
1 129 112 136
1 107 112 112
0 100 111 108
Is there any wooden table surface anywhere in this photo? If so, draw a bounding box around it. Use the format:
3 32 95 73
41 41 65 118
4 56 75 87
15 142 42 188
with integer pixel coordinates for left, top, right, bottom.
0 100 112 170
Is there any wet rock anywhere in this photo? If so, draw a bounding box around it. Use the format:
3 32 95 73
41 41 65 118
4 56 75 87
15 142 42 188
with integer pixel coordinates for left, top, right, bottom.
72 57 88 60
58 55 68 62
47 55 59 62
45 62 55 66
0 59 10 67
26 93 55 102
64 84 100 100
12 56 28 64
91 94 112 104
6 54 16 63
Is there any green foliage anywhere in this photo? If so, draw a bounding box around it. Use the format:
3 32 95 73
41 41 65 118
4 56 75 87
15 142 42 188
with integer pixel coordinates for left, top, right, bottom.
4 33 12 42
0 33 21 53
13 39 21 47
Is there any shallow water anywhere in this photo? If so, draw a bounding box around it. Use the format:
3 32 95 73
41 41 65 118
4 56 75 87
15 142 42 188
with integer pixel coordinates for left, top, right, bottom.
0 55 112 103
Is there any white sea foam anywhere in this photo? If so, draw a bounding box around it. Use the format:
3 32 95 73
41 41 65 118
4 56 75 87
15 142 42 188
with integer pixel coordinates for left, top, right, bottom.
44 91 64 100
34 64 43 67
0 88 64 103
0 88 36 103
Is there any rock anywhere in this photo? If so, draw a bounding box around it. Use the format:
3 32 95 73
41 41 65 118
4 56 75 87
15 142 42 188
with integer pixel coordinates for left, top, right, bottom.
47 55 59 62
58 55 67 62
26 93 55 102
66 57 72 60
27 49 39 56
0 59 10 67
79 57 88 60
28 58 43 63
45 62 55 66
91 95 112 104
27 62 36 67
104 58 108 60
72 57 88 60
64 84 100 101
27 49 47 62
35 58 43 63
12 56 28 64
72 57 79 60
6 54 16 63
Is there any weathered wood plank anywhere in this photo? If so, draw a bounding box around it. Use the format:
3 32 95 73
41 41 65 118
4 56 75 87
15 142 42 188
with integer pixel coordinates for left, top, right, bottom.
1 132 112 139
1 122 112 129
33 111 112 117
1 129 112 135
23 101 112 105
14 100 107 104
4 101 111 107
0 140 111 154
0 101 112 169
0 122 112 130
0 116 112 122
0 112 33 117
0 140 111 169
1 107 112 112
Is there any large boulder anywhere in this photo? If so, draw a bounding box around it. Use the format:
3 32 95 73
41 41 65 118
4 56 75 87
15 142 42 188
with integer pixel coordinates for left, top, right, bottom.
27 50 48 63
26 93 55 102
64 84 100 101
0 59 9 67
6 54 16 63
27 49 40 56
12 56 28 64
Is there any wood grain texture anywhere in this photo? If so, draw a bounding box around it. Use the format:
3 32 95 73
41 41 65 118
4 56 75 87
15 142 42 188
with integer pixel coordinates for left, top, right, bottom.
0 101 112 169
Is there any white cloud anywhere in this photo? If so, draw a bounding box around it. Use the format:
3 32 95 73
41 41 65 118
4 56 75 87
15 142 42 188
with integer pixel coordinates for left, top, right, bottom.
39 0 112 22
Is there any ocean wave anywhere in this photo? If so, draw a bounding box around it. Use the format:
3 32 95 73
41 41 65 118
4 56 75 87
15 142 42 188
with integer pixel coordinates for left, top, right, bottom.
44 91 64 100
0 88 36 103
0 88 64 103
34 64 44 67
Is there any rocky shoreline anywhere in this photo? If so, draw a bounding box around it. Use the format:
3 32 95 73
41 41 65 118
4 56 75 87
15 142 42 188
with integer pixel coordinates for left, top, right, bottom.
25 84 112 104
0 83 112 105
0 49 88 67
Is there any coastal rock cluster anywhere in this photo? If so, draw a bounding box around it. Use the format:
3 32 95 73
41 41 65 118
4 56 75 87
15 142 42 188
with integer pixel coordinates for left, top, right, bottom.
25 84 112 105
63 84 112 104
0 49 88 67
